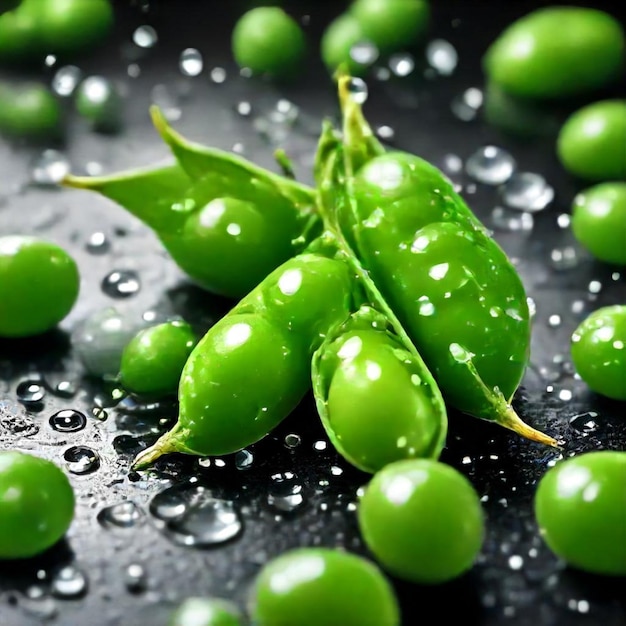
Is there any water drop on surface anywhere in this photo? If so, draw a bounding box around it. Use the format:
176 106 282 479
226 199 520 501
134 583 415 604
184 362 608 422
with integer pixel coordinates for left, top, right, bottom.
347 77 368 104
179 48 203 76
125 564 147 593
450 87 483 121
491 207 533 232
101 269 141 298
51 65 82 97
550 246 579 271
388 53 415 76
235 101 252 117
426 39 458 75
284 433 301 449
49 409 87 433
16 380 46 405
51 566 88 599
209 67 227 83
32 150 70 186
133 25 157 48
127 63 141 78
53 380 77 398
465 146 516 185
98 501 143 528
85 231 111 255
376 125 395 141
349 41 379 66
569 412 599 433
234 449 254 470
500 172 554 212
64 446 100 475
267 472 305 513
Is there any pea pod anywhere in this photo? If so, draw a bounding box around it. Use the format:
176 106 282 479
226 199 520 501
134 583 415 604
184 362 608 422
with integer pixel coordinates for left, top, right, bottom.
312 305 447 473
332 76 556 446
132 251 354 468
64 107 320 298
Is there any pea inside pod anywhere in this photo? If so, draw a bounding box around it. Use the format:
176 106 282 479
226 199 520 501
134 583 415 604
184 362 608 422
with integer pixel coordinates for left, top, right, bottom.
312 305 447 473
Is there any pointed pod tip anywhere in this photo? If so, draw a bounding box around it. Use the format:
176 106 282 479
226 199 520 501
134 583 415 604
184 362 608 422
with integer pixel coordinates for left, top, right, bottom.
501 405 560 448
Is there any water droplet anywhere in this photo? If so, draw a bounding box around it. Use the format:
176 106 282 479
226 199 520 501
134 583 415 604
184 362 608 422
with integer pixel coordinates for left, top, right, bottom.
234 449 254 470
284 433 301 449
500 172 554 212
267 472 305 513
64 446 100 475
235 101 252 117
125 563 147 593
127 63 141 78
32 150 70 186
53 380 77 398
98 501 143 528
150 84 182 121
491 207 533 232
314 440 327 451
16 380 46 405
209 67 227 84
388 53 415 76
51 65 82 97
92 407 108 421
179 48 203 76
347 77 368 104
49 409 87 433
569 412 599 433
450 87 483 121
51 566 88 598
373 66 391 81
101 269 141 298
588 280 602 294
558 388 573 401
425 39 458 75
548 314 562 327
86 161 104 176
133 25 157 48
376 125 395 141
466 146 516 185
44 54 57 67
349 40 379 66
550 246 579 271
85 231 111 255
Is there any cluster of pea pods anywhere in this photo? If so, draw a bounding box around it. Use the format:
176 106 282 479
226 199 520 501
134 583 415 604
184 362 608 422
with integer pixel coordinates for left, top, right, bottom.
65 76 558 474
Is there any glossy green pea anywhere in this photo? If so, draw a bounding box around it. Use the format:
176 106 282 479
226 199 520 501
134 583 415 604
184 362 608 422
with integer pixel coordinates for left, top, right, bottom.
557 100 626 182
119 320 198 398
350 0 430 53
0 451 75 559
358 459 485 584
231 7 306 80
0 82 61 138
534 451 626 576
0 236 80 338
0 6 38 61
570 305 626 401
132 252 353 468
168 597 244 626
250 547 400 626
571 182 626 265
483 7 625 99
312 307 447 473
320 13 372 77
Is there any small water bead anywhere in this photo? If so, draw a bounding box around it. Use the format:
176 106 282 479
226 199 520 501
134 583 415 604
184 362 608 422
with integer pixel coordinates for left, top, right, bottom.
550 246 580 271
548 314 562 327
499 172 554 212
127 63 141 78
347 77 368 104
450 87 483 121
32 150 70 186
97 501 143 528
314 440 327 451
125 564 147 593
179 48 203 76
49 409 87 433
508 555 524 570
465 146 516 185
588 280 602 294
426 39 458 75
85 161 104 176
209 67 227 84
64 446 100 475
556 213 571 229
150 84 182 122
44 54 57 67
349 40 379 66
16 380 46 405
51 65 82 97
388 53 415 77
132 25 157 48
101 270 141 298
373 66 391 81
53 380 77 398
92 407 108 421
491 207 534 232
267 472 305 513
569 412 599 433
284 433 301 449
558 389 573 401
234 449 254 470
376 125 395 141
85 231 111 255
235 101 252 117
51 566 88 599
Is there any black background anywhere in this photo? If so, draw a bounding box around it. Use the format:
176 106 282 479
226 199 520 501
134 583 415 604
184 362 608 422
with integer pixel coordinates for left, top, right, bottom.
1 1 625 625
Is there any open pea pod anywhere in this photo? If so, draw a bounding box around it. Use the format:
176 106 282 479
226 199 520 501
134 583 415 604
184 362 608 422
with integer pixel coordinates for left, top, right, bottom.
332 76 557 447
63 106 321 298
312 304 447 474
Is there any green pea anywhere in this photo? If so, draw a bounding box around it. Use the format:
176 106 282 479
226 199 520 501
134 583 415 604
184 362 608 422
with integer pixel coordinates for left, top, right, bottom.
0 6 39 62
350 0 430 53
119 320 198 398
557 100 626 182
74 75 123 133
312 307 447 473
483 6 625 99
570 305 626 401
571 182 626 265
534 451 626 576
168 597 244 626
320 13 372 77
0 82 62 139
357 458 485 584
250 547 400 626
0 451 75 559
0 235 80 338
231 7 307 80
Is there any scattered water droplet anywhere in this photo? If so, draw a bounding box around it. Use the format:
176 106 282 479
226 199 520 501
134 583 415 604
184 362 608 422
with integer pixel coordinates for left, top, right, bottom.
284 433 301 449
234 449 254 470
500 172 554 212
85 231 111 255
133 25 157 48
98 501 143 528
548 314 562 328
388 53 415 76
267 472 305 513
347 77 368 104
376 125 395 141
588 280 602 294
350 40 379 66
426 39 458 75
209 67 227 84
465 146 516 185
179 48 203 76
16 380 46 405
92 407 108 421
569 412 599 433
52 380 76 398
558 388 573 401
52 65 82 97
373 66 391 81
235 101 252 117
101 269 141 298
32 150 70 186
49 409 87 433
64 446 100 475
491 207 533 232
125 563 147 593
550 246 579 271
127 63 141 78
451 87 483 120
44 54 57 67
51 566 88 599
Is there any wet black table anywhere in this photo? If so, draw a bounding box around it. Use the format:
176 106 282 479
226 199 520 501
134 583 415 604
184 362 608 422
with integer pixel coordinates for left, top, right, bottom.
1 1 625 625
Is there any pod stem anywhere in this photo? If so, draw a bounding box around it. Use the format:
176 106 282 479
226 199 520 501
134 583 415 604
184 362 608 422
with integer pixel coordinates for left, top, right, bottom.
498 405 560 448
131 424 190 470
